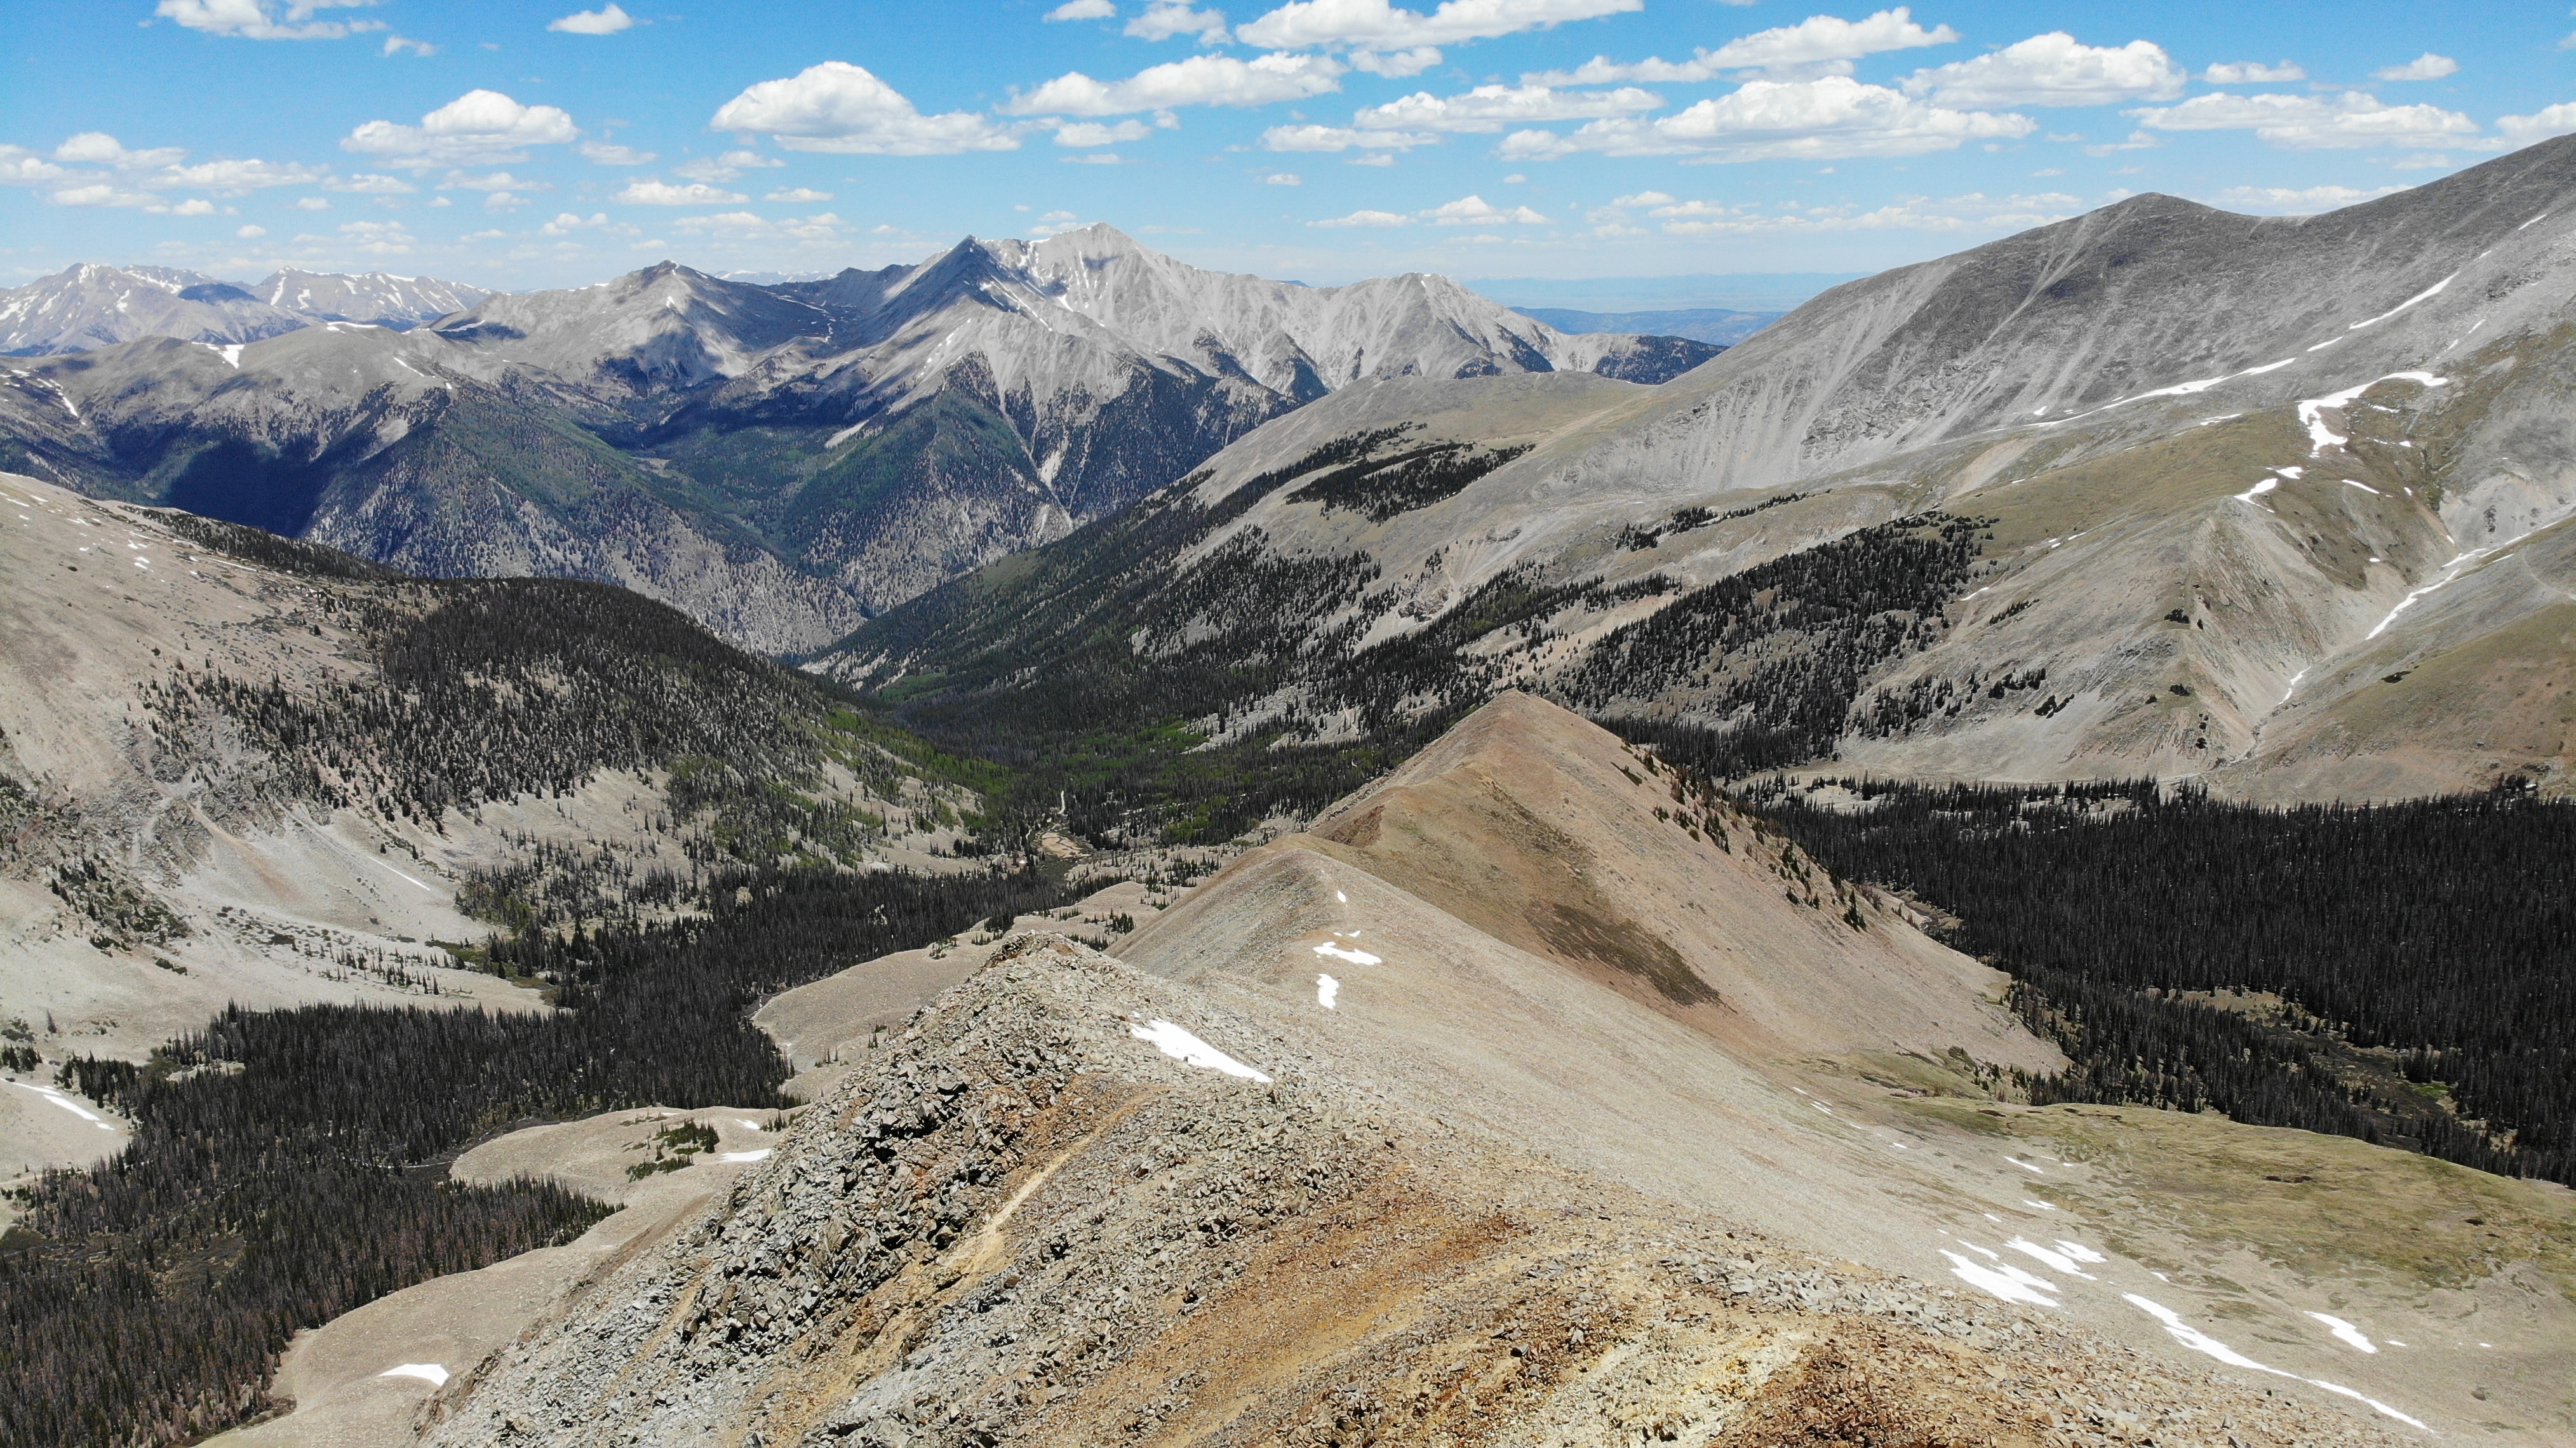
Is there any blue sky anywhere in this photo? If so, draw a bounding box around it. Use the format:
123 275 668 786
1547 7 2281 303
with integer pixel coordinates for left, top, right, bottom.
4 1 2572 297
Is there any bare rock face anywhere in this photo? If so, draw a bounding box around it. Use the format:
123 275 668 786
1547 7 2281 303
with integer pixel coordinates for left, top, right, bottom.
424 933 2394 1448
0 231 1710 651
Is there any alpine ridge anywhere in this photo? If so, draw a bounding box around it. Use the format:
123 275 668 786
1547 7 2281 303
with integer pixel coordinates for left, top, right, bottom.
0 229 1717 650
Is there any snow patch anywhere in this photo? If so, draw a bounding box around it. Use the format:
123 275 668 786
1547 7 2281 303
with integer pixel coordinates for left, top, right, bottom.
1313 941 1382 967
2297 373 2448 455
2348 273 2455 332
1942 1250 2059 1307
2053 1239 2106 1264
2126 1296 2430 1430
2003 1156 2045 1175
2007 1238 2096 1278
1316 974 1340 1009
5 1079 118 1132
380 1363 450 1387
1129 1020 1271 1082
2310 1313 2378 1353
718 1149 773 1163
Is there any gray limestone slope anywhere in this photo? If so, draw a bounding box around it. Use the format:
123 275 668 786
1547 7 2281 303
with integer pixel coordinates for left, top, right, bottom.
248 269 493 329
0 264 309 356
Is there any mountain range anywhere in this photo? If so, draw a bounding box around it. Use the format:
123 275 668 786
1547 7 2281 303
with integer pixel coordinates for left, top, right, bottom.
832 133 2576 805
0 230 1715 651
0 264 493 355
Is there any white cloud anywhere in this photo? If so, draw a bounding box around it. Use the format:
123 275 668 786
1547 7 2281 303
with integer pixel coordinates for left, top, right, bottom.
1640 189 2079 236
1352 46 1442 76
1529 8 1957 86
616 178 749 204
547 4 635 35
381 34 434 56
2203 61 2303 84
55 133 187 169
159 158 332 192
1009 52 1346 114
1261 123 1437 151
1127 2 1230 43
336 218 414 253
1503 76 2033 162
154 0 384 41
2497 102 2576 149
236 223 267 238
1063 153 1126 164
767 186 833 201
1045 0 1116 17
484 192 528 211
1265 171 1302 184
325 171 415 192
459 227 510 241
0 146 72 185
1310 208 1413 226
1239 0 1639 51
540 210 617 235
1348 151 1396 164
2131 91 2479 149
1901 34 2184 107
2372 53 2458 83
670 211 844 242
164 198 218 215
579 140 656 164
52 184 163 208
1424 193 1546 224
712 61 1019 154
1355 83 1659 132
440 170 550 191
343 90 580 168
2212 184 2408 213
1056 119 1158 145
674 149 785 182
2079 129 2160 156
295 196 331 210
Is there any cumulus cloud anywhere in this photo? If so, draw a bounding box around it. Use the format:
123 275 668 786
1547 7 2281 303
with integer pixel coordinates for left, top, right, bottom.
2131 91 2478 149
1529 8 1957 86
713 62 1019 153
237 223 267 238
154 0 384 41
674 149 785 182
1047 119 1144 146
1310 208 1414 227
294 196 330 209
548 4 635 34
2372 53 2457 82
2497 102 2576 149
1626 189 2079 236
539 210 620 236
439 170 551 191
1238 0 1639 51
1007 52 1346 114
1351 46 1442 76
1265 171 1303 184
1900 34 2184 107
672 210 845 242
2203 61 2303 84
53 184 164 208
335 218 414 253
1502 76 2033 162
343 90 579 168
1423 193 1546 224
767 186 833 201
616 178 749 204
1355 83 1659 132
162 198 218 215
325 171 415 192
2213 184 2409 213
0 146 73 185
381 34 434 56
1259 123 1437 151
579 140 656 164
163 158 333 192
1127 2 1230 43
1045 0 1116 18
55 133 187 170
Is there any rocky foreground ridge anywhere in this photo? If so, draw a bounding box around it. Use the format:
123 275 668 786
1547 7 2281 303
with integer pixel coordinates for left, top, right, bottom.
424 933 2391 1448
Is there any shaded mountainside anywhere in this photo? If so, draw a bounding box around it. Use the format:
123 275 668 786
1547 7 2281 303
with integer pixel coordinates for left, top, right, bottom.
0 231 1713 650
405 697 2570 1447
829 135 2576 802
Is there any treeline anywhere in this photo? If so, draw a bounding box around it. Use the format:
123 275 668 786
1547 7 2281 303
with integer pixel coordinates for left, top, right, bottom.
3 862 1075 1448
1751 781 2576 1184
